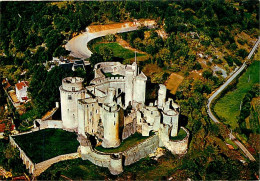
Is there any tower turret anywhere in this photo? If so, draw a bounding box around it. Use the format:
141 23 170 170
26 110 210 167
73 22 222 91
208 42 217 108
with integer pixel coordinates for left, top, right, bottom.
102 88 121 148
158 84 167 109
59 77 85 129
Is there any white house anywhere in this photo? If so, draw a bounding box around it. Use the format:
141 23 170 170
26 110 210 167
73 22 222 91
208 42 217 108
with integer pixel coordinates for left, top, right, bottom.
15 81 29 103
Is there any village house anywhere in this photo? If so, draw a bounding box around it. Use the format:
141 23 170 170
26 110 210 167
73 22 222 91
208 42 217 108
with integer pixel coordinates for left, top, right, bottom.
15 81 29 103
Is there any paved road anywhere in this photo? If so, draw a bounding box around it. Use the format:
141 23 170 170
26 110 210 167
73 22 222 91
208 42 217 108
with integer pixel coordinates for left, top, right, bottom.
65 26 140 59
207 37 259 161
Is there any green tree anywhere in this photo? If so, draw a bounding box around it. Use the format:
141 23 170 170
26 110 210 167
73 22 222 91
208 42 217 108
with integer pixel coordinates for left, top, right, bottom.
99 46 114 62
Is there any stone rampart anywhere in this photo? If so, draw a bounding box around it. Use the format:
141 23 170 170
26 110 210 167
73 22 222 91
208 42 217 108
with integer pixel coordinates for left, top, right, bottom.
34 119 63 129
123 133 159 165
91 76 125 86
34 153 79 176
159 126 189 155
9 136 35 174
79 135 123 175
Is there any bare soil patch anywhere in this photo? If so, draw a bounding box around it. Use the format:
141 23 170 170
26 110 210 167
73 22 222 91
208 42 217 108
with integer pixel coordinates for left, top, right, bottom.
165 73 184 94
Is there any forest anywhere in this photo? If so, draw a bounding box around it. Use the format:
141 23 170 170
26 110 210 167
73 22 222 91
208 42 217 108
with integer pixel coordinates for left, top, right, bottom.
0 1 259 180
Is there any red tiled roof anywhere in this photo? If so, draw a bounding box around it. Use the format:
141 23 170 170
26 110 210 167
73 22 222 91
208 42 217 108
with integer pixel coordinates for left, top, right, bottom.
0 120 15 132
15 81 29 90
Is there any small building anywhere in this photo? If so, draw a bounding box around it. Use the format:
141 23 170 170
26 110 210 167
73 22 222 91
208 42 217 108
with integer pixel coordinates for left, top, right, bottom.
15 81 29 103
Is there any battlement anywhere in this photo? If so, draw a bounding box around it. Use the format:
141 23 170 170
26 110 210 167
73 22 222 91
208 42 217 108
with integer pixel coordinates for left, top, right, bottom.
62 77 84 91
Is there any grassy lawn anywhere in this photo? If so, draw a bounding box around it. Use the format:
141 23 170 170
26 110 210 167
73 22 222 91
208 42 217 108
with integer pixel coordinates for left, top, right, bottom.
170 128 187 141
95 132 150 153
214 60 260 130
104 72 124 78
13 129 79 163
94 42 146 60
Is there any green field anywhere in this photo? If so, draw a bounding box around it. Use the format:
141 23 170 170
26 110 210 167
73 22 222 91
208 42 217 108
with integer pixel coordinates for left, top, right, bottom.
94 42 146 60
13 129 79 163
95 132 150 153
214 61 260 129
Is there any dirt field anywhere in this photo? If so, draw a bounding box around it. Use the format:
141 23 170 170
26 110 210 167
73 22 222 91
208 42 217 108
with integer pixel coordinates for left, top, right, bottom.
165 73 184 94
87 20 156 33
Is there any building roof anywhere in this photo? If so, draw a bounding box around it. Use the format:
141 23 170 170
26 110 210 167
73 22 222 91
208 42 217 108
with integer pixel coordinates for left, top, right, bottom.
136 72 147 80
15 81 29 91
0 120 15 133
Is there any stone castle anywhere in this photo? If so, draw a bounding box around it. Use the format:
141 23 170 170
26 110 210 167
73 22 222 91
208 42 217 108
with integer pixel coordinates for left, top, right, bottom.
12 61 189 176
59 61 185 148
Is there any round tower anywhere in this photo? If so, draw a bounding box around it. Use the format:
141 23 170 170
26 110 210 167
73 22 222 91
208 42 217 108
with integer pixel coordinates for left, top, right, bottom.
59 77 85 130
102 88 121 148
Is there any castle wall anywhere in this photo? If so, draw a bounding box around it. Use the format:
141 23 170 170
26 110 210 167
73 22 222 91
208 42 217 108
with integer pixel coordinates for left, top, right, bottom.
79 136 123 175
162 112 179 137
159 126 189 155
34 119 63 129
78 101 86 136
170 115 179 137
10 136 35 174
122 133 159 166
85 102 101 135
34 153 79 176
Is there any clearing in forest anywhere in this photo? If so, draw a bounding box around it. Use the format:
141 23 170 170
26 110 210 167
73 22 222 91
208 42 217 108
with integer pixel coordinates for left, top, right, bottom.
165 73 184 95
94 42 146 60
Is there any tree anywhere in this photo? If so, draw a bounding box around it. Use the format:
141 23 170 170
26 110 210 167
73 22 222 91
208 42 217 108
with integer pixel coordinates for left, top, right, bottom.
202 69 213 79
89 53 104 67
99 46 114 62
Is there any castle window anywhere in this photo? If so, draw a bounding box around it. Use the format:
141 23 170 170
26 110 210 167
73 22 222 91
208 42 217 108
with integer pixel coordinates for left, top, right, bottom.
151 111 153 115
72 87 75 91
68 95 72 100
114 121 115 126
96 110 98 113
90 112 92 116
89 118 91 122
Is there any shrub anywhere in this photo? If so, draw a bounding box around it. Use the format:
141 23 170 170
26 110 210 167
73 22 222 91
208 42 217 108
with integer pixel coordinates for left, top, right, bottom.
236 49 248 59
202 69 213 79
212 58 223 64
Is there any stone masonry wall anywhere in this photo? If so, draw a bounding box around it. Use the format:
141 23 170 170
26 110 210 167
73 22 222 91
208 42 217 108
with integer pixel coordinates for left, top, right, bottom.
34 119 63 129
9 136 35 174
123 133 159 166
34 153 79 176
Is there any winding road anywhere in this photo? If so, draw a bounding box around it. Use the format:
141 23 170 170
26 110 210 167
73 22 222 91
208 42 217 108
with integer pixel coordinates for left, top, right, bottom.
65 21 155 59
207 37 260 161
